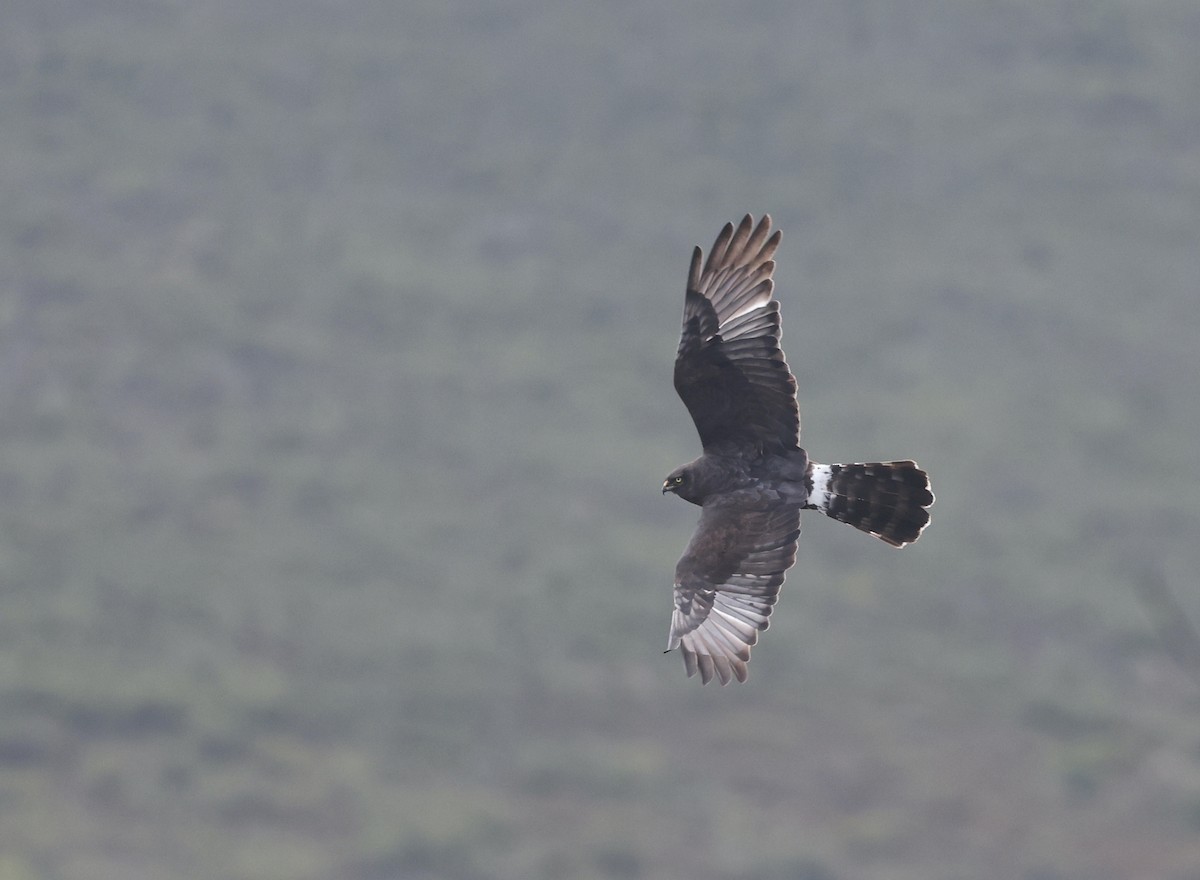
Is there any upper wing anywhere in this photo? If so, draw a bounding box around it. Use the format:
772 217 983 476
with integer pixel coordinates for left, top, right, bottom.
667 501 801 684
674 215 799 453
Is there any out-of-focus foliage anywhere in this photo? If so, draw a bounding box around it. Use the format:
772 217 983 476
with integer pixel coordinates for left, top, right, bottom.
2 0 1199 878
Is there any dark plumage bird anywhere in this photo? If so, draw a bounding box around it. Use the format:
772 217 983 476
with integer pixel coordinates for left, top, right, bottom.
663 215 934 684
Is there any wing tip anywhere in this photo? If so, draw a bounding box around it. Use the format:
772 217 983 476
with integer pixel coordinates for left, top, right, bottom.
678 647 749 685
687 246 703 292
675 632 755 685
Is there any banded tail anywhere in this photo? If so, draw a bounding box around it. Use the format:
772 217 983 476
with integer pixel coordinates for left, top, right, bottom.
806 460 933 547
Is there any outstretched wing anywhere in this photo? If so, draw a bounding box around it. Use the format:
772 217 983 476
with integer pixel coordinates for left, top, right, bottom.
674 215 799 454
667 502 801 684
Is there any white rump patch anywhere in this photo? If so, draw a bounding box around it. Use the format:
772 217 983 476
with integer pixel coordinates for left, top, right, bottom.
808 463 833 511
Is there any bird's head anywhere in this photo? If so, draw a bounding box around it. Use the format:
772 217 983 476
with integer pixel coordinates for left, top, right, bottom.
662 469 684 495
662 465 696 502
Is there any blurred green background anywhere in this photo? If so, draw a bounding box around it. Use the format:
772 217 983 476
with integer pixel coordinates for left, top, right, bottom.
2 1 1200 878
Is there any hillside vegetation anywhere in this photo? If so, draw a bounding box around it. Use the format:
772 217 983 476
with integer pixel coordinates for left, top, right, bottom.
2 1 1200 878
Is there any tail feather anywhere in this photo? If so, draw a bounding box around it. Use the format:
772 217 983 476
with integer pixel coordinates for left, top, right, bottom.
806 460 933 547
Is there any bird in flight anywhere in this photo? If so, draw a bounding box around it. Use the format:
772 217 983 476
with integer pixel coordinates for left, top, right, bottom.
663 215 933 684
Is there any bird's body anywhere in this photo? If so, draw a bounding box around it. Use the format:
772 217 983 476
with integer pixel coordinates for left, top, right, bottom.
663 215 934 684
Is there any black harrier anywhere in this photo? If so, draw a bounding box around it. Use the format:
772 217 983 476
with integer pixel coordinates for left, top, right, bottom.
663 215 933 684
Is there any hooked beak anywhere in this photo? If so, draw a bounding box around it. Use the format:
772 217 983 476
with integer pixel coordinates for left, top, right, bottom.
662 480 672 494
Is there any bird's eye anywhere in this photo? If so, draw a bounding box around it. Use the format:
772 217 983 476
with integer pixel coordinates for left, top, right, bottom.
674 475 684 483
